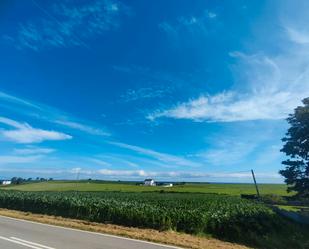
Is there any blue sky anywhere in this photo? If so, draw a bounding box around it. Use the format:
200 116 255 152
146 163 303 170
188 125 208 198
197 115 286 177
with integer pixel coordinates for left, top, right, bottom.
0 0 308 183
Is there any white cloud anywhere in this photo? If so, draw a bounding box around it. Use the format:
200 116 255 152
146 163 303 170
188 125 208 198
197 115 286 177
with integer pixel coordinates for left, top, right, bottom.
96 153 181 169
5 0 130 50
191 121 285 172
159 9 217 38
286 27 309 44
0 117 25 129
124 161 139 168
0 91 40 109
95 155 139 168
2 128 71 144
0 168 69 175
153 6 309 123
148 90 300 122
55 120 110 136
120 87 170 102
149 47 309 122
70 167 82 174
206 11 217 19
158 22 178 38
253 145 283 167
109 141 201 167
0 117 72 143
14 147 55 155
97 169 147 177
198 141 256 166
88 158 112 167
0 91 110 138
0 155 42 165
206 171 281 179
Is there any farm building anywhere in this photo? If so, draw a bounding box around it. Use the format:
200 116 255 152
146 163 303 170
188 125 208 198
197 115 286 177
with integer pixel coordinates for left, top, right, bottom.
0 180 11 185
144 179 156 186
163 183 173 187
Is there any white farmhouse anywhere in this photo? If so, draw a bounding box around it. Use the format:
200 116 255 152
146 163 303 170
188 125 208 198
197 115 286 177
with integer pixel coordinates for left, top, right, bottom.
144 178 156 186
1 180 11 185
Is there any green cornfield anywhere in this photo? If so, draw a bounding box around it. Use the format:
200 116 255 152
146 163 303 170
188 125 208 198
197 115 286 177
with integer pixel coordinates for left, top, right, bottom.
0 191 280 239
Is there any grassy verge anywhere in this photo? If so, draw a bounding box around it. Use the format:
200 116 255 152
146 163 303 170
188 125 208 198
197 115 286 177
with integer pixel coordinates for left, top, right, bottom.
0 208 250 249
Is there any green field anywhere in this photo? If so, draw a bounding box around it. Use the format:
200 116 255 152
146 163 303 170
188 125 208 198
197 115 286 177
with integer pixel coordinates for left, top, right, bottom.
0 181 292 196
1 181 308 248
0 190 307 248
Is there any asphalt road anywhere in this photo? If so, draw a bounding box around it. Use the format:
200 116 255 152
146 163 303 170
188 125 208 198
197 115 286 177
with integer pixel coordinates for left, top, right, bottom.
0 216 181 249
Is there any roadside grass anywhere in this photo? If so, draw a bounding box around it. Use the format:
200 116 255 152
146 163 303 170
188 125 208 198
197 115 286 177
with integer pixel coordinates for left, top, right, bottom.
248 222 309 249
0 181 292 196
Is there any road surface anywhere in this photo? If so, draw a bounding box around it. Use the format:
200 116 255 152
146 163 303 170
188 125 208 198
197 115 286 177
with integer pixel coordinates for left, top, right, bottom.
0 216 181 249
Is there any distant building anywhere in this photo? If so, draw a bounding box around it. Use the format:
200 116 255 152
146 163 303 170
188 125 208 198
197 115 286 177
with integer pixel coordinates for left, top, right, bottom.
144 179 156 186
0 180 11 185
163 183 173 188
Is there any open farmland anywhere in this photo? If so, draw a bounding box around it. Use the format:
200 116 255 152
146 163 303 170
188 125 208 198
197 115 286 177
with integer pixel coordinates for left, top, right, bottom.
0 181 292 196
1 182 307 248
0 191 308 249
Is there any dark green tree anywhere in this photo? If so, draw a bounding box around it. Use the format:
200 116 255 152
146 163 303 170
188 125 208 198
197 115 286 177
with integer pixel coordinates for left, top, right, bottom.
280 97 309 197
11 177 24 185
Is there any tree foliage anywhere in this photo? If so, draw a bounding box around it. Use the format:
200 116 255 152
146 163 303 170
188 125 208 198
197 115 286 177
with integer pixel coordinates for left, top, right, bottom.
280 97 309 197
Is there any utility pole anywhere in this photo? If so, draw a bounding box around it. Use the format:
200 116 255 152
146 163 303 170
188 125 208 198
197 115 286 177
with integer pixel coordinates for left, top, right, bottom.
75 169 80 190
76 170 80 181
251 169 260 198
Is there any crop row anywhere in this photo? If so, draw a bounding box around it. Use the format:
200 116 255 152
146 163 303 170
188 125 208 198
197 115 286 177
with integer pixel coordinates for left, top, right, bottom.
0 191 280 239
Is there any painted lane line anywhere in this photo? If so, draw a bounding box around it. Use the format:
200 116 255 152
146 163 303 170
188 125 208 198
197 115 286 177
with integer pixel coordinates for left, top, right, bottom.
0 235 42 249
11 237 56 249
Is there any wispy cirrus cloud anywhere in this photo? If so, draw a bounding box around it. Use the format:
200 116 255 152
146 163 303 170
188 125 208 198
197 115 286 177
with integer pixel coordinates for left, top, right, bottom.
151 2 309 123
87 158 112 167
4 0 130 51
197 141 256 166
0 91 195 173
0 117 72 143
13 146 56 155
120 87 171 102
0 155 42 165
148 35 309 122
147 90 300 122
0 91 41 109
55 120 110 136
286 27 309 44
108 141 201 168
92 155 139 168
0 91 110 137
159 9 217 40
113 65 178 102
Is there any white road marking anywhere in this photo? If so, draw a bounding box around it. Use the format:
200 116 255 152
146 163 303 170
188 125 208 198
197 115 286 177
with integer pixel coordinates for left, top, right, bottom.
11 237 56 249
0 215 183 248
0 235 42 249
